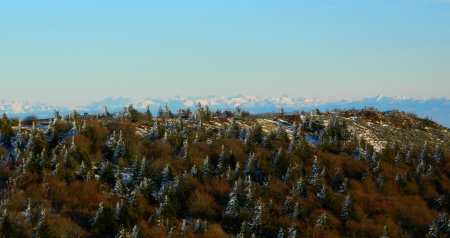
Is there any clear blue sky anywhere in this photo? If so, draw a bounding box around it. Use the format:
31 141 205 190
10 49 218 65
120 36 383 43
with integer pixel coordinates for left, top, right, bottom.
0 0 449 106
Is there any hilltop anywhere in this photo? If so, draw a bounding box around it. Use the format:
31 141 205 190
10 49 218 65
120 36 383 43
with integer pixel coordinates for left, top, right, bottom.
1 95 449 128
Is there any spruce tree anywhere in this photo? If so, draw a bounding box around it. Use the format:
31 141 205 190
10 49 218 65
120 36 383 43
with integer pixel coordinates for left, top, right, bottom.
0 209 17 238
33 208 53 238
340 194 354 222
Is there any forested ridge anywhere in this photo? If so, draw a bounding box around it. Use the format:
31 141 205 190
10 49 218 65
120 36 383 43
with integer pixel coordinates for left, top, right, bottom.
0 104 448 238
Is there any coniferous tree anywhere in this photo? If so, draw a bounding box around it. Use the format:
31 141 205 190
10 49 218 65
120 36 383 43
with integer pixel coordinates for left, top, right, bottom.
130 225 141 238
277 228 285 238
294 177 307 197
100 161 116 186
0 209 17 238
91 202 115 236
315 213 331 229
24 198 33 223
33 208 53 238
340 194 354 222
308 157 320 186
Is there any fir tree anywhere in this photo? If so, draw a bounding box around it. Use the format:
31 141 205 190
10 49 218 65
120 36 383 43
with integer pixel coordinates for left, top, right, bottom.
115 227 128 238
251 199 264 235
114 170 127 196
287 226 297 238
340 194 354 222
225 181 240 217
91 202 115 235
292 202 301 219
294 177 307 197
180 219 187 236
201 156 210 176
24 198 33 223
338 177 349 194
0 209 17 238
130 225 141 238
382 226 390 238
315 213 331 229
33 208 53 238
316 184 328 204
308 156 320 186
112 131 125 163
277 228 285 238
77 161 86 180
114 199 127 225
100 161 116 186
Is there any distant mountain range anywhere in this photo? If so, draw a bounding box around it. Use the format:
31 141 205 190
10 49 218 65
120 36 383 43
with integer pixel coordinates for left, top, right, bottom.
0 96 449 128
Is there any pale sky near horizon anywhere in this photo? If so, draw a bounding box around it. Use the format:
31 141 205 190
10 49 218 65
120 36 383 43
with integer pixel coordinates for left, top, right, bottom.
0 0 449 106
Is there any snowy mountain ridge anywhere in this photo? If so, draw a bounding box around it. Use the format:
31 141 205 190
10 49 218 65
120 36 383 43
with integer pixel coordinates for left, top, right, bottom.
0 96 449 127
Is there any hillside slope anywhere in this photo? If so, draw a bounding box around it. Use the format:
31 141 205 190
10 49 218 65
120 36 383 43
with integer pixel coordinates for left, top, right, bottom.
0 106 448 237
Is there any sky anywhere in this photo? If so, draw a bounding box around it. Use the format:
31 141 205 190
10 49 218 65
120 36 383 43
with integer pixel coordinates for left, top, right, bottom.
0 0 449 106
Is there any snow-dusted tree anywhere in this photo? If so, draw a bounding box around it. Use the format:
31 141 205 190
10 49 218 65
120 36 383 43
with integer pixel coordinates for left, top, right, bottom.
294 177 307 197
180 219 187 236
0 209 16 237
239 128 247 141
245 176 256 209
394 152 403 165
382 226 390 238
217 144 226 170
225 181 240 217
100 161 115 185
92 202 114 234
331 168 342 192
251 199 264 234
182 139 188 160
277 228 285 238
112 131 125 163
308 157 320 186
130 225 141 238
24 198 33 223
431 146 443 164
81 120 87 133
114 170 127 195
160 164 172 186
33 208 52 238
77 161 86 180
139 157 150 179
281 165 293 184
190 164 198 176
282 196 294 214
114 199 126 224
338 177 349 194
316 184 328 204
376 173 385 187
201 156 210 176
287 226 297 238
340 194 354 222
234 162 241 176
105 131 117 150
273 147 282 165
244 153 255 175
70 120 79 136
426 223 439 238
237 221 250 238
193 219 203 233
315 213 331 229
415 160 429 178
292 202 301 219
418 142 427 164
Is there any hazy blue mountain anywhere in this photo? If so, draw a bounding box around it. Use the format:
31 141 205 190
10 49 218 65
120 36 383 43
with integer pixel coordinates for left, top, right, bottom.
0 96 448 127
